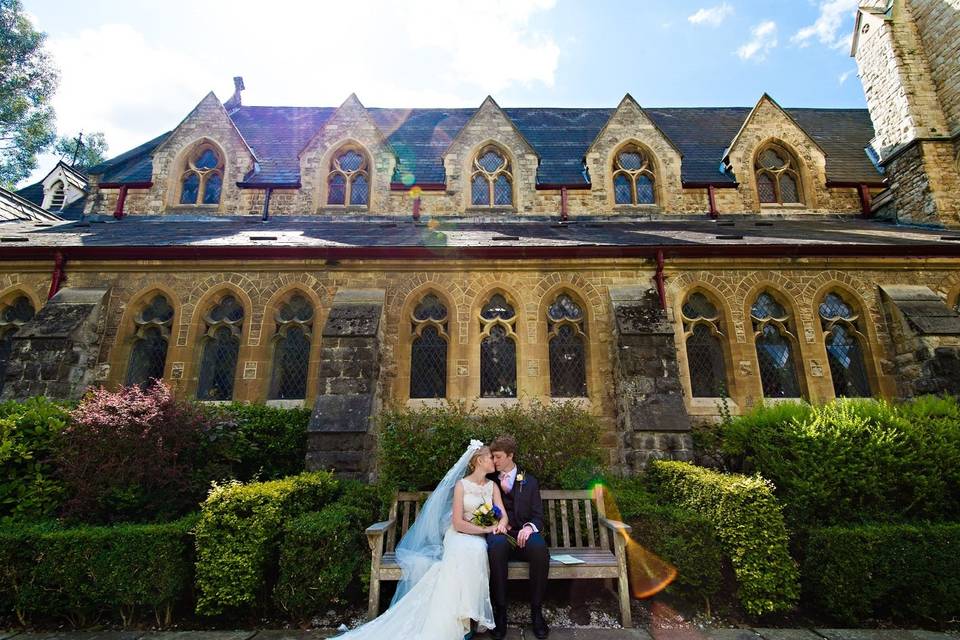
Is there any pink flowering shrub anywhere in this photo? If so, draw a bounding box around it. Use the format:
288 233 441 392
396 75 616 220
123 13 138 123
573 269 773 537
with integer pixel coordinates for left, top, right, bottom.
58 381 208 523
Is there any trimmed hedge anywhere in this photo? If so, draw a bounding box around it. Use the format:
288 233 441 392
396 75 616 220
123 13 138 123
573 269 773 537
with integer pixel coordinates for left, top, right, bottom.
803 522 960 624
0 515 196 626
193 471 340 616
378 400 603 489
647 460 799 616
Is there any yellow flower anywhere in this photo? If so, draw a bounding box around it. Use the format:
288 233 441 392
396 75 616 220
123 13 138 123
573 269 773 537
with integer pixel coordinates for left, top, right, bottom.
516 473 524 483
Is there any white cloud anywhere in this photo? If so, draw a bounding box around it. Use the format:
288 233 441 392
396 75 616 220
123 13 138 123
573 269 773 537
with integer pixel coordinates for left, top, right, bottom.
792 0 859 50
737 21 778 61
838 69 854 84
688 3 734 27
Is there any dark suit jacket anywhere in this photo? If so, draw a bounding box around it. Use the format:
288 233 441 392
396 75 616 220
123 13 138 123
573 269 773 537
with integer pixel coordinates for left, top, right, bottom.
487 469 545 534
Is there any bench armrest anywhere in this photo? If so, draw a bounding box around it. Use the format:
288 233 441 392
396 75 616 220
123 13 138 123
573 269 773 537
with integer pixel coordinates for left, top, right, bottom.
599 517 632 535
365 518 396 537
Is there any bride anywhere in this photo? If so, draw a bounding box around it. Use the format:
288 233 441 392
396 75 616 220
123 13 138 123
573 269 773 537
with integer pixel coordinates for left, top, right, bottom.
336 440 509 640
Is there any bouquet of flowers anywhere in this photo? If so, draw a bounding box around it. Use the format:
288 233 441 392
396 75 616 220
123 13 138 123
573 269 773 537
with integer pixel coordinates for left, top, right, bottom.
471 502 517 546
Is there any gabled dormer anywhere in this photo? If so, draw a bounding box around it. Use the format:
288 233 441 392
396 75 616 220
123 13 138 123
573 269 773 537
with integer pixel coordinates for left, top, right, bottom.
41 161 88 211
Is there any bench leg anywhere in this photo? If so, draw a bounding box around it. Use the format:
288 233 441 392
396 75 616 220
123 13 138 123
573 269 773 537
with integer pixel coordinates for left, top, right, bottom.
613 536 632 628
367 579 380 621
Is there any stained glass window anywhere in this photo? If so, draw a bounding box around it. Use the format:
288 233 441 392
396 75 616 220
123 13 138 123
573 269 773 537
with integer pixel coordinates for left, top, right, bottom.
328 147 369 207
410 293 448 399
126 294 174 387
180 173 200 204
269 294 314 400
203 173 222 205
471 146 513 207
751 292 801 398
819 292 871 398
548 294 586 397
480 293 518 398
755 144 802 205
197 295 244 401
0 296 36 395
612 145 657 205
681 292 727 398
179 144 223 205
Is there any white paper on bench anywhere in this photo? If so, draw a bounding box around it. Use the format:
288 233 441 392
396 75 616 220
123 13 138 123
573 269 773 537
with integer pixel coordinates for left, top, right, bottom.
550 554 585 565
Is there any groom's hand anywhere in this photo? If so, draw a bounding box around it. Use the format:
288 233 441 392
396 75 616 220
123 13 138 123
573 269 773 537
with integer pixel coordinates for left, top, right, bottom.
517 524 533 548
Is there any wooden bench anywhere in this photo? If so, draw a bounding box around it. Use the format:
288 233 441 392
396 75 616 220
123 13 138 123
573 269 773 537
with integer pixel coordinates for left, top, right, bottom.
365 488 633 627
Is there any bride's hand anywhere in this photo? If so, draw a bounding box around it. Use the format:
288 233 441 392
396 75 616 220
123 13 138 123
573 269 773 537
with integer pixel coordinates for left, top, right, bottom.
493 521 509 535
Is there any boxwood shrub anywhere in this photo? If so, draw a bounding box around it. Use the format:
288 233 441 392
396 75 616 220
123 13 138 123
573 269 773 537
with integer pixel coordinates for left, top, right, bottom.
647 460 799 616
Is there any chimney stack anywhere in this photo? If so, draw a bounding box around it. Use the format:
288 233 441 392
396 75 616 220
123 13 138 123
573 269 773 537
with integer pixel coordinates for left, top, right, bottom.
225 76 245 110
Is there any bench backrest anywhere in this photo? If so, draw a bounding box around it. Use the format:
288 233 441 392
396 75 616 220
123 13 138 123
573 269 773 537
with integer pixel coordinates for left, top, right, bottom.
385 488 609 552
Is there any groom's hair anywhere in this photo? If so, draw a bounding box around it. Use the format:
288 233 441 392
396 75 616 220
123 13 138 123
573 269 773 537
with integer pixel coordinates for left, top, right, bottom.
489 435 517 457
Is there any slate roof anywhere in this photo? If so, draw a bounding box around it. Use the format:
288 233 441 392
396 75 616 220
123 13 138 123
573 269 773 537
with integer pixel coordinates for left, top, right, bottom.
0 186 63 223
86 103 883 189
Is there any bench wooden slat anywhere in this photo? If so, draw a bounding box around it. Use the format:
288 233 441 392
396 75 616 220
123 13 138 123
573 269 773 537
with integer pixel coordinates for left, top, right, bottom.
560 500 570 548
401 501 411 540
572 499 583 548
584 499 596 548
547 499 558 548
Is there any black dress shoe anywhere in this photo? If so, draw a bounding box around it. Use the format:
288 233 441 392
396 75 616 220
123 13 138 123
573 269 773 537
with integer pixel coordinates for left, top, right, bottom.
490 606 508 640
531 608 550 639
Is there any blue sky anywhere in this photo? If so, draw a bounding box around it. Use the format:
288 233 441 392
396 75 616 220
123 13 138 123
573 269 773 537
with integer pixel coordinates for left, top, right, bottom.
22 0 865 186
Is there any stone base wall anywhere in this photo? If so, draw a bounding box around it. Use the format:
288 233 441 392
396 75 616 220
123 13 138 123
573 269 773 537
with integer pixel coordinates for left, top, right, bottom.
885 140 960 227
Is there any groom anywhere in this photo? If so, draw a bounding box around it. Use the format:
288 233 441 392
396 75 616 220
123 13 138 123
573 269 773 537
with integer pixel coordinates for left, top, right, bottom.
486 435 550 640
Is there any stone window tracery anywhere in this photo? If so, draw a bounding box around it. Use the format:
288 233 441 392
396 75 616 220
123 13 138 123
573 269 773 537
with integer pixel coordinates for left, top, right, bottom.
327 147 369 206
612 145 656 205
755 144 802 205
410 293 448 399
179 144 224 205
479 293 517 398
125 294 174 387
751 291 803 398
681 291 728 398
197 294 243 400
471 146 513 207
819 291 871 398
269 294 314 400
0 295 36 395
547 293 587 397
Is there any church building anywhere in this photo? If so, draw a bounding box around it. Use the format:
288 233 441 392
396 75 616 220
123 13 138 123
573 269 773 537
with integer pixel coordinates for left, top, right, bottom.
1 0 959 475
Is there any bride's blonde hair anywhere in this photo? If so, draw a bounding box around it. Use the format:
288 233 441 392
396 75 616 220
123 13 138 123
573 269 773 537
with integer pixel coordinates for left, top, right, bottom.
466 445 491 474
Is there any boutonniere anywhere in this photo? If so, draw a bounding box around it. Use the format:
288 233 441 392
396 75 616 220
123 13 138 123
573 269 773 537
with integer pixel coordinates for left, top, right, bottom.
516 470 526 494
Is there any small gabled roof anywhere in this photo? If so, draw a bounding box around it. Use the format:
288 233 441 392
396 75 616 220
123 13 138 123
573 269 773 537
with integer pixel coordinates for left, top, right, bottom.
43 161 88 191
87 131 171 184
0 185 64 223
154 91 258 164
442 96 540 161
723 93 826 161
587 94 683 158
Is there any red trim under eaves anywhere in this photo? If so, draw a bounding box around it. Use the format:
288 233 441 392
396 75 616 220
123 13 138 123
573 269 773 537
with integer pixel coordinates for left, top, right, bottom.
98 182 153 189
390 182 446 191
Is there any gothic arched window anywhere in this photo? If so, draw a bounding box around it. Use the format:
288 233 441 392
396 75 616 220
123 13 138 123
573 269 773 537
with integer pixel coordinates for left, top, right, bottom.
479 293 517 398
819 292 871 398
681 292 728 398
327 147 369 206
179 144 224 205
0 295 36 395
471 146 513 207
125 294 174 387
751 292 803 398
49 181 66 210
410 293 448 399
269 294 314 400
197 294 244 400
547 293 587 397
755 144 802 205
613 145 656 205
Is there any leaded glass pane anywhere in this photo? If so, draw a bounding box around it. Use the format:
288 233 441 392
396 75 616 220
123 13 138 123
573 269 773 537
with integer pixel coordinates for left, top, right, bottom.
481 294 515 320
759 148 785 170
826 325 871 398
472 174 490 205
819 293 854 320
617 151 643 171
548 294 583 322
614 174 632 204
350 174 369 206
481 324 516 398
126 326 168 387
209 295 244 323
682 292 718 320
338 150 364 172
328 173 346 205
269 325 310 400
141 295 173 324
755 324 801 398
493 174 512 206
2 296 35 324
410 325 447 398
197 326 239 400
687 324 726 397
779 172 799 203
203 173 222 205
751 293 786 320
477 149 505 173
195 149 219 170
636 175 655 204
549 324 586 397
180 173 200 204
278 295 313 323
757 172 776 203
413 294 447 321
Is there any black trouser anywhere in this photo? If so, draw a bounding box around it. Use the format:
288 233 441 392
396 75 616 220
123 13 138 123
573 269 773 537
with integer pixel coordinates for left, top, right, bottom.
487 532 549 612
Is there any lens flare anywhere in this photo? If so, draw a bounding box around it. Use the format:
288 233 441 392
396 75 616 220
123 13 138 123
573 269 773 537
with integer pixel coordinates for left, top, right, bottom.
409 186 422 199
401 172 416 187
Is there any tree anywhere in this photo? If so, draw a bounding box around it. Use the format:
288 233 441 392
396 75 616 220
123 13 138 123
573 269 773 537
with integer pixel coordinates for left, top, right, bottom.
55 132 108 169
0 0 58 188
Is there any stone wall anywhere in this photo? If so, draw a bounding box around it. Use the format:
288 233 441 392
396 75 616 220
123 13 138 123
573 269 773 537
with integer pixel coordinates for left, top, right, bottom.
910 0 960 135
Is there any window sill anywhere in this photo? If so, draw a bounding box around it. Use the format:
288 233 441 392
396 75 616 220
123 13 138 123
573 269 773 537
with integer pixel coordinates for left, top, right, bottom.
196 399 234 405
613 204 658 210
760 203 805 210
466 207 515 214
320 206 370 213
549 396 591 409
266 398 307 409
475 397 519 410
759 396 807 405
686 396 739 416
406 397 449 408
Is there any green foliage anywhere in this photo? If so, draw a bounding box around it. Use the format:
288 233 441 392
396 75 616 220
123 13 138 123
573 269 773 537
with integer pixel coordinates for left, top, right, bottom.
54 131 107 169
377 400 604 489
193 471 340 616
198 402 310 482
0 0 58 187
0 515 195 626
0 397 69 522
718 397 960 531
274 481 389 622
803 522 960 624
647 460 799 616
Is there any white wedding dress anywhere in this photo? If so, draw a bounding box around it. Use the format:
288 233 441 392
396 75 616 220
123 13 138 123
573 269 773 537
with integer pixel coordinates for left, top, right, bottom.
337 477 496 640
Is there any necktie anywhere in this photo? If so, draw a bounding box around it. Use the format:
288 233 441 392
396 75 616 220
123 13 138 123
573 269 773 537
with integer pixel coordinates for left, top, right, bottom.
500 471 511 494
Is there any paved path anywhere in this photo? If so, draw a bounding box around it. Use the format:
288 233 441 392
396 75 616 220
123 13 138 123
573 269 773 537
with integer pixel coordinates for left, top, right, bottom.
2 628 956 640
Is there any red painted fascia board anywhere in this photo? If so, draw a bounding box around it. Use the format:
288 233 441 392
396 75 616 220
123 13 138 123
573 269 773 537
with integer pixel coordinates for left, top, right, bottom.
825 181 887 188
681 181 740 189
535 183 592 190
236 181 301 189
390 182 446 191
98 181 152 189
